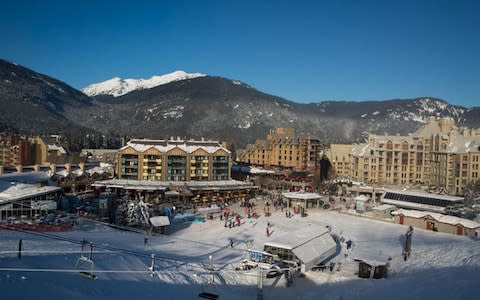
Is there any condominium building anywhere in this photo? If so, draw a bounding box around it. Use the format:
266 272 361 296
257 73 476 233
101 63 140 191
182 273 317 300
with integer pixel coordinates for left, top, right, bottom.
327 144 355 178
431 134 480 194
32 136 68 164
115 138 231 181
329 117 480 195
0 135 74 167
236 128 322 171
0 135 35 166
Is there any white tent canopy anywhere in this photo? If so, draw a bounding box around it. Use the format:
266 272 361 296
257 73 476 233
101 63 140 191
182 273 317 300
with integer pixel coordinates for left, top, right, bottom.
149 216 170 227
264 225 337 271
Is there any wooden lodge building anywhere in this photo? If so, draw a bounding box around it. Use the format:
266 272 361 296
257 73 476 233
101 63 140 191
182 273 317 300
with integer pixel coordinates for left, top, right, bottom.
392 209 480 237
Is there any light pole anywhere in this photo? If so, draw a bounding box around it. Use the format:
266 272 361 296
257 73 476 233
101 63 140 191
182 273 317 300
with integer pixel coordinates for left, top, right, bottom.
209 255 214 284
257 266 263 300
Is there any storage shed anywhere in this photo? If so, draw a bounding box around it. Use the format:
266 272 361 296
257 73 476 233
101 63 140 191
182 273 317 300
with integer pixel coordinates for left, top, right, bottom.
354 195 369 213
355 259 389 279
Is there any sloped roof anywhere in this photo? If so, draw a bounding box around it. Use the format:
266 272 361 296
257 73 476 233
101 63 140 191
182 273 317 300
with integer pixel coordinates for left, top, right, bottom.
444 136 480 154
350 143 372 157
264 226 331 250
392 209 480 229
0 182 61 204
413 119 443 137
149 216 170 227
264 226 336 267
119 139 230 154
282 192 322 200
292 232 337 267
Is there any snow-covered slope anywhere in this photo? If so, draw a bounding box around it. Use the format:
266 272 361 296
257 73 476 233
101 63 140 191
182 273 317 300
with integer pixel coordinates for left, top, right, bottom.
1 207 479 300
82 71 206 97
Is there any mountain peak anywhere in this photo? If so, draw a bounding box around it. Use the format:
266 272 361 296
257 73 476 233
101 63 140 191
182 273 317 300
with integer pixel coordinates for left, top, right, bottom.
81 70 206 97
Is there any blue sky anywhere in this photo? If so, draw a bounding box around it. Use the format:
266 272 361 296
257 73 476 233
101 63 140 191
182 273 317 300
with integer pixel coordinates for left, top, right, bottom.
1 0 479 107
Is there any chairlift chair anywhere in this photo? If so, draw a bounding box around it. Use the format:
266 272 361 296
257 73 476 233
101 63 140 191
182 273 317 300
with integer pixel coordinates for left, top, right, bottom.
198 273 219 299
75 241 96 280
198 292 219 300
75 255 96 279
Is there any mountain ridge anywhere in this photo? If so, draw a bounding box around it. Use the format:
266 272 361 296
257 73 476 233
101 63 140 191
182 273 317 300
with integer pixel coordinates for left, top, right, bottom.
1 59 479 149
82 70 206 97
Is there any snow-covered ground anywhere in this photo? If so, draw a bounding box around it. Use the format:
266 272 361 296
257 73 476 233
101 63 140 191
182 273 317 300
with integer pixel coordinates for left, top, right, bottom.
1 204 479 300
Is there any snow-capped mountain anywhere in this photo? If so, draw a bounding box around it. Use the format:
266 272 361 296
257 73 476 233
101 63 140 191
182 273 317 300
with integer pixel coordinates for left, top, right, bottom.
2 59 480 148
81 70 206 97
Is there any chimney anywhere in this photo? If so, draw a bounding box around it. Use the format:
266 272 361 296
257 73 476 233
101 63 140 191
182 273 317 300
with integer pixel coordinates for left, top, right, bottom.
49 163 56 175
64 163 71 174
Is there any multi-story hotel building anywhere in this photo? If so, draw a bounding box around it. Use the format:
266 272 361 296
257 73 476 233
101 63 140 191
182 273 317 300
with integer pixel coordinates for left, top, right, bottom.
0 135 35 167
236 128 322 171
0 135 71 168
327 144 355 178
430 133 480 195
115 138 231 181
329 117 480 195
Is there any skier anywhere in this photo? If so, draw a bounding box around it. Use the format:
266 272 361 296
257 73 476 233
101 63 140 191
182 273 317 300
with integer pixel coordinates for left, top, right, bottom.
266 226 270 237
230 239 234 248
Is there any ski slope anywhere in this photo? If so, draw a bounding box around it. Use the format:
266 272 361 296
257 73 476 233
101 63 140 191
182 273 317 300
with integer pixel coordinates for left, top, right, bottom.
1 208 479 300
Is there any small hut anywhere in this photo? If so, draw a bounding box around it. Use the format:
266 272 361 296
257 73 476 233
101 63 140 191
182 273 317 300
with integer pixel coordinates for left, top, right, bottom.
354 195 369 213
355 258 389 279
281 191 323 209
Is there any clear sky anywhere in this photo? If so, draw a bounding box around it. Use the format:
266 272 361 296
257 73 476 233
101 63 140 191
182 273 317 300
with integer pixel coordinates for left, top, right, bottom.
1 0 479 107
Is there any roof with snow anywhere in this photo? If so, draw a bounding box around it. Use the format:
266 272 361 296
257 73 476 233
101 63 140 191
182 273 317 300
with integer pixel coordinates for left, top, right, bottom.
381 190 463 213
264 226 337 269
392 209 480 229
149 216 170 227
0 182 61 204
47 144 67 154
248 167 276 174
354 194 369 201
120 138 230 154
281 192 322 200
92 179 256 191
444 135 480 154
351 143 373 157
0 171 51 184
372 204 396 211
412 118 445 137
